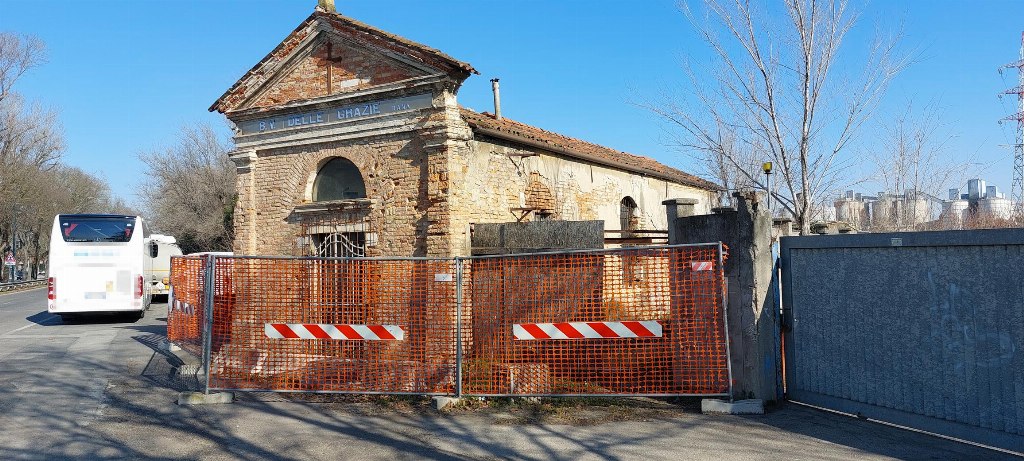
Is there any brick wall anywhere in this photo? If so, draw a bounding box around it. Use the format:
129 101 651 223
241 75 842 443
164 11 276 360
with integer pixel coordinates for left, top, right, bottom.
233 132 431 257
252 39 419 109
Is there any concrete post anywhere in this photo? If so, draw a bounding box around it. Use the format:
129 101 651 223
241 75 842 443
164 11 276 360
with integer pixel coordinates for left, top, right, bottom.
662 198 698 247
730 191 776 402
665 190 779 403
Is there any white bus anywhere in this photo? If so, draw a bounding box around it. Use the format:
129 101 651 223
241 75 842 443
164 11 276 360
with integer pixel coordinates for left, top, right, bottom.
47 214 153 321
144 234 182 300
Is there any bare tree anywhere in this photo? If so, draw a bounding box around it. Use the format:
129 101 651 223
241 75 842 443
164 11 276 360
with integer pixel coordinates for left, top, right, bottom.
0 32 65 279
652 0 907 233
15 166 117 278
0 164 115 279
138 124 236 254
0 32 62 195
865 101 968 231
0 95 63 172
0 32 44 104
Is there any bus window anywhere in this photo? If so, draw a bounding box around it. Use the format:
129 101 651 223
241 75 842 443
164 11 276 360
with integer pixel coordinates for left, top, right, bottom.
59 216 136 243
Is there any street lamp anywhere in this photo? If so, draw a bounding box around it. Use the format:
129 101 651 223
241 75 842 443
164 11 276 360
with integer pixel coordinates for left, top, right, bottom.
762 162 773 212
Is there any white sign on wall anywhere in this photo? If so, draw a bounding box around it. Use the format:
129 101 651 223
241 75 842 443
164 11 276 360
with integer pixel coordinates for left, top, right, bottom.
236 93 433 136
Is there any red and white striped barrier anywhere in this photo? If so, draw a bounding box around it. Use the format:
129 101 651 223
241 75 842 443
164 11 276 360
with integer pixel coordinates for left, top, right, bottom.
171 299 195 315
513 321 662 340
264 323 406 341
690 261 714 271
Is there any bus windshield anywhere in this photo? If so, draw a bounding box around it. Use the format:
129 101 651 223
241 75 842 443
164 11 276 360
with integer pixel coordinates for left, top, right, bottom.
59 216 137 243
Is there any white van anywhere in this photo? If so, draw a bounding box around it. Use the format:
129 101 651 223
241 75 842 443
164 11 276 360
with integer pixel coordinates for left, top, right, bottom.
145 234 183 299
47 214 153 321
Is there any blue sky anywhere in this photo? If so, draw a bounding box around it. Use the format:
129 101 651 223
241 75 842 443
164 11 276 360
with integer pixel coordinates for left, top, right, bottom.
0 0 1021 202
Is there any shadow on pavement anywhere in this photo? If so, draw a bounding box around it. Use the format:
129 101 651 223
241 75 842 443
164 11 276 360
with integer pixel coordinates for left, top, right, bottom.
3 306 1016 460
747 402 1020 460
24 311 59 326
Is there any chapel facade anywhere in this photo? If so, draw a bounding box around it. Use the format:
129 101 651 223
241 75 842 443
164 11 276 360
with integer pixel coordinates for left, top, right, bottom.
210 4 718 258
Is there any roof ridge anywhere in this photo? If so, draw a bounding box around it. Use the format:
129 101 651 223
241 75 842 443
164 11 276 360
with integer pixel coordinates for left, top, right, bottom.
459 107 719 191
211 10 476 113
313 10 476 74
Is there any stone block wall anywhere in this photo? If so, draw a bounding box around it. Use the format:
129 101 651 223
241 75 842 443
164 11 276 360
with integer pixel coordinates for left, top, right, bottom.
444 134 716 256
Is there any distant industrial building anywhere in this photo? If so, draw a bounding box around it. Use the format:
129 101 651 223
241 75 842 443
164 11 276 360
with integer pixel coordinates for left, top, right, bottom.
942 178 1014 224
835 178 1014 231
834 190 936 230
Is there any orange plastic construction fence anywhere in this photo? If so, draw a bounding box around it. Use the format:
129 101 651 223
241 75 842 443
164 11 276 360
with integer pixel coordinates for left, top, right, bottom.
167 256 207 358
462 245 729 396
205 257 459 394
167 245 730 397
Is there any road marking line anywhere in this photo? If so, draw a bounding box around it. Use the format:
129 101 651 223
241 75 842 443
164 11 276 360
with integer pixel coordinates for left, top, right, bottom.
0 286 45 297
2 314 60 337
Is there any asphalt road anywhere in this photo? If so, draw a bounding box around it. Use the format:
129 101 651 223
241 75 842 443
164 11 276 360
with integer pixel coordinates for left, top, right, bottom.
0 287 1017 460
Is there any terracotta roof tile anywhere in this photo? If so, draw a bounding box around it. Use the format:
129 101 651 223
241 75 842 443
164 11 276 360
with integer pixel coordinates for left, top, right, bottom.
460 108 719 191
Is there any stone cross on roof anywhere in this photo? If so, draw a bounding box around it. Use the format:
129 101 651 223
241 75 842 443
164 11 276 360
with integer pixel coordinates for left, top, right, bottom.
316 0 336 13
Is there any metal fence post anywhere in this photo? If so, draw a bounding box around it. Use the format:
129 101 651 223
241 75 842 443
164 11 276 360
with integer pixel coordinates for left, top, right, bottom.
718 242 734 401
201 254 217 395
455 257 464 398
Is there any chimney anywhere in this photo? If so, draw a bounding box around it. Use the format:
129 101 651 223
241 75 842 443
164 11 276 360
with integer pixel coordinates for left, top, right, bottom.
317 0 336 13
490 78 502 120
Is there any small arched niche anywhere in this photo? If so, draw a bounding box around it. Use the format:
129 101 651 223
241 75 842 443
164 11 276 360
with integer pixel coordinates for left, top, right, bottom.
620 196 640 231
312 157 366 201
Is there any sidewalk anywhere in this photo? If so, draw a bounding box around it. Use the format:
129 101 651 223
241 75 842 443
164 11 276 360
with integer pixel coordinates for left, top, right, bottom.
96 360 1022 460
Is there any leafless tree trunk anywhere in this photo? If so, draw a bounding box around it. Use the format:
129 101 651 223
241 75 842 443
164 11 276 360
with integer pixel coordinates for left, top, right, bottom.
649 0 907 234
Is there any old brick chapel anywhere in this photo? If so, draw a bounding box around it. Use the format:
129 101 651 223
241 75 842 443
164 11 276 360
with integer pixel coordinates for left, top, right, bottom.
210 4 718 258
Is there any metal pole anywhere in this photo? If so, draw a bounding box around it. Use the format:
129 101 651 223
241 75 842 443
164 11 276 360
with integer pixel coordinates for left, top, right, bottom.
11 205 15 281
718 241 735 402
9 204 15 282
454 257 464 398
201 254 217 395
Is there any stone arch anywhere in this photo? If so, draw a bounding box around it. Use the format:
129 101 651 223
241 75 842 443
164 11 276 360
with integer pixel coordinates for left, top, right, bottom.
309 157 367 202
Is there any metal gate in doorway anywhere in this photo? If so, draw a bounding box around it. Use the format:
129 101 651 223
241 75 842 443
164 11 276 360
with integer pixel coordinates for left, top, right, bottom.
780 229 1024 453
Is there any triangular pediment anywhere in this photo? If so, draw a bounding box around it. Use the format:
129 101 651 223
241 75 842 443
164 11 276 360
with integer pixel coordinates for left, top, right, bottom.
211 11 476 114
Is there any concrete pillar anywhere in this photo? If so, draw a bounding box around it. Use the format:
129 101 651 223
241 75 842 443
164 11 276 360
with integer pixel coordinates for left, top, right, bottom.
663 198 698 246
665 190 779 403
730 191 777 402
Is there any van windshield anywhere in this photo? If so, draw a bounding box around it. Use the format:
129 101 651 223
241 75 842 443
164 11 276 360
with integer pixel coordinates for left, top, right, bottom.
59 216 136 243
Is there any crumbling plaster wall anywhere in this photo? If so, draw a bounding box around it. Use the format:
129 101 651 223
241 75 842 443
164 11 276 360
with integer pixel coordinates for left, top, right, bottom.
446 136 716 255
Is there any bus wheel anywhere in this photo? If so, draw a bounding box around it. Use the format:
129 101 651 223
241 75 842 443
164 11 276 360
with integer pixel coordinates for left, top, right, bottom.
131 309 146 322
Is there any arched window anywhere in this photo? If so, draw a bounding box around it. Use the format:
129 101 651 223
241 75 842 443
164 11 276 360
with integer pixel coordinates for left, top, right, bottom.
620 196 639 231
312 157 366 201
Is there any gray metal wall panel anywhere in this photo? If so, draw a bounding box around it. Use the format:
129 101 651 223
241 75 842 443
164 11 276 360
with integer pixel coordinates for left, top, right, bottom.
782 230 1024 452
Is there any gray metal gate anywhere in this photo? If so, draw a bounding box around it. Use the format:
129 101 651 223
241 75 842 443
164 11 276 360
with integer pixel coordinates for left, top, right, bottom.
781 229 1024 453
